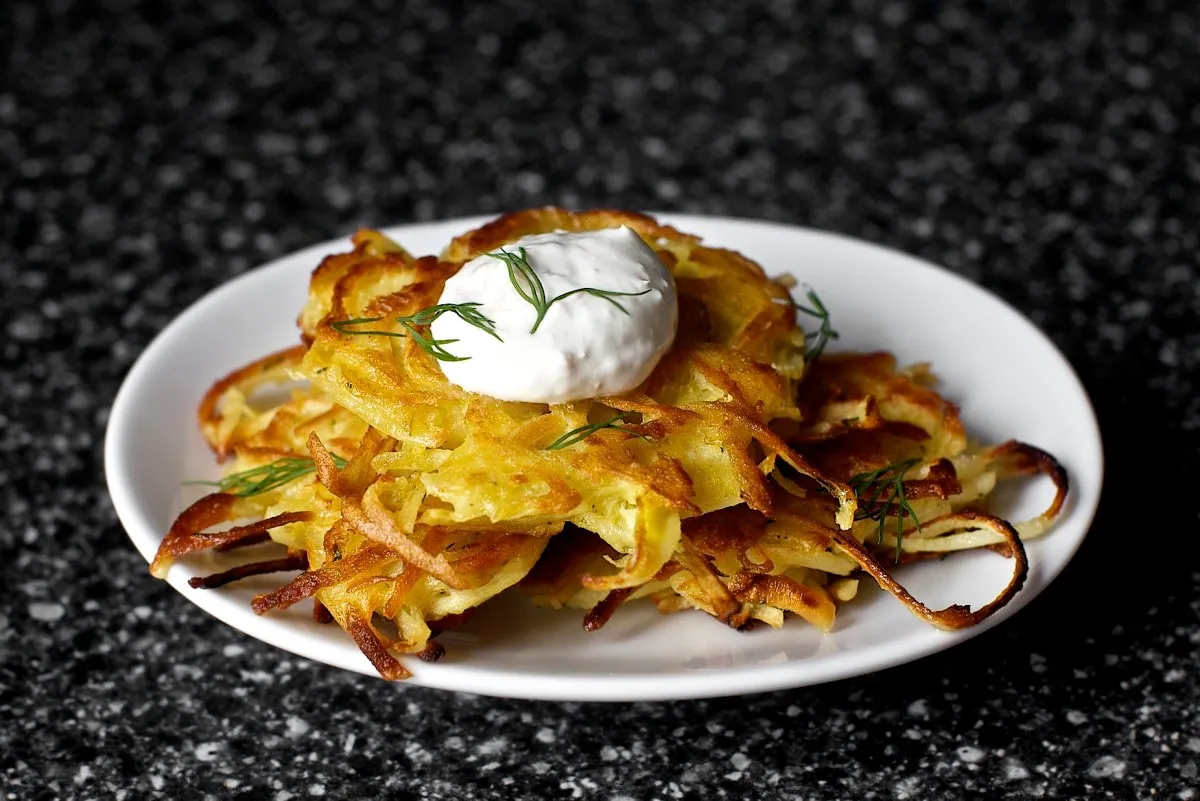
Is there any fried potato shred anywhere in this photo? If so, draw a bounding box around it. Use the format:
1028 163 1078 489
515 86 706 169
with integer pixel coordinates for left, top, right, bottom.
151 207 1069 679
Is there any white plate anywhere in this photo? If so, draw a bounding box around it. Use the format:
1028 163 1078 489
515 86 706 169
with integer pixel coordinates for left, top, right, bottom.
105 213 1103 702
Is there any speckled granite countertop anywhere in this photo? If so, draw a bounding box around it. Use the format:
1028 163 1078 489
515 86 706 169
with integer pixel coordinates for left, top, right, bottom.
3 0 1198 798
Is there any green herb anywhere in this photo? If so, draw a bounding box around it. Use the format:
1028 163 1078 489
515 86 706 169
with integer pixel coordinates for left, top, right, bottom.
545 412 648 451
848 457 923 564
779 287 839 361
404 303 501 338
188 454 347 497
488 247 651 334
330 302 500 362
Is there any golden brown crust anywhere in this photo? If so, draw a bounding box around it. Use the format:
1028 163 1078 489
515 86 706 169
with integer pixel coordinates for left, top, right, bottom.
155 206 1070 680
439 207 699 264
345 612 412 680
187 555 308 590
150 492 310 578
250 541 395 615
582 588 635 632
979 439 1070 522
825 509 1029 630
197 344 309 458
727 573 837 632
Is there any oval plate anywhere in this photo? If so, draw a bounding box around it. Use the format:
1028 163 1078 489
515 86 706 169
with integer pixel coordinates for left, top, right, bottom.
105 213 1103 702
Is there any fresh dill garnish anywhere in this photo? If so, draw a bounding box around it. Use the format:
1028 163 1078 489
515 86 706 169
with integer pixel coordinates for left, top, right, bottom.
545 412 648 451
330 317 406 338
187 454 347 497
848 457 923 564
330 302 500 362
777 286 840 361
488 247 651 334
403 303 501 337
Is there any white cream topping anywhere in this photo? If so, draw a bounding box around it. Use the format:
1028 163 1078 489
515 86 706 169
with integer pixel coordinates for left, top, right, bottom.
430 226 678 404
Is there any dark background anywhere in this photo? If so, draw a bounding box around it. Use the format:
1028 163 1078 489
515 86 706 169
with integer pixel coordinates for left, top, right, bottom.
2 0 1197 798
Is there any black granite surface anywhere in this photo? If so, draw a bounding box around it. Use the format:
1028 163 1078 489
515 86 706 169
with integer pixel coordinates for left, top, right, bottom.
3 0 1198 798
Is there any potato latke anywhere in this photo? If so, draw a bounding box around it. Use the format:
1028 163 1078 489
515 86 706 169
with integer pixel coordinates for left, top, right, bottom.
151 208 1067 680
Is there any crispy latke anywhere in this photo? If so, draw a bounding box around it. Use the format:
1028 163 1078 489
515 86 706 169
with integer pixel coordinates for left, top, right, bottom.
151 207 1067 679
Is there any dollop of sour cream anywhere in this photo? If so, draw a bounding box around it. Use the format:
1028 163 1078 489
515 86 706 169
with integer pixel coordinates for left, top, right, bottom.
430 226 678 404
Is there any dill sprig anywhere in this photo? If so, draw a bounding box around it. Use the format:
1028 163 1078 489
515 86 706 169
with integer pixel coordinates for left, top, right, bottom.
545 412 648 451
777 286 840 361
793 288 839 361
848 457 923 564
330 302 500 362
405 303 501 337
188 454 347 497
488 247 651 334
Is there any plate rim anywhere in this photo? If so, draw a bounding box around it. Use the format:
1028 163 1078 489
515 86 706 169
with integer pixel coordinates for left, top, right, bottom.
104 211 1105 702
